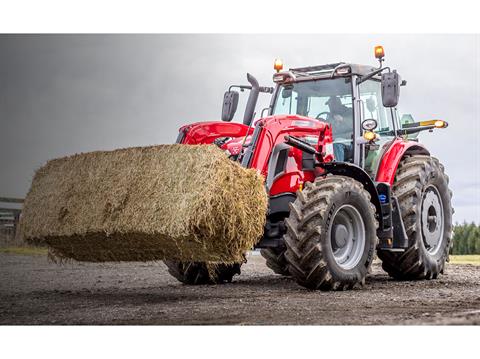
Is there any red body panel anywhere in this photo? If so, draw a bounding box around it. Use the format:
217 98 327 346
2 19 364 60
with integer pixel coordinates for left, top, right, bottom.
179 121 253 144
248 115 331 196
375 138 429 185
178 120 428 193
248 116 327 174
177 115 332 196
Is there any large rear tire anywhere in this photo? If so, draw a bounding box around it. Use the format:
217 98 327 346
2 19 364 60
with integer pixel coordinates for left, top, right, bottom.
260 247 290 276
163 260 242 285
284 175 378 291
377 155 453 279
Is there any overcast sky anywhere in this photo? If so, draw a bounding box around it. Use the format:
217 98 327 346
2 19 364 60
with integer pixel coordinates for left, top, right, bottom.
0 34 478 223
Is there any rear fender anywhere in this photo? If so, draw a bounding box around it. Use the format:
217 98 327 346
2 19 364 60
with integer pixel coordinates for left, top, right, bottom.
375 139 429 185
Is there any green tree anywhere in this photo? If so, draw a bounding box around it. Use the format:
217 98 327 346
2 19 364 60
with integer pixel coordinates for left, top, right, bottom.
467 222 476 254
471 226 480 254
451 222 480 255
451 222 463 254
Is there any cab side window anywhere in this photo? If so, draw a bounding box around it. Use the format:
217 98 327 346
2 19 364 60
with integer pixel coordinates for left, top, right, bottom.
359 80 394 133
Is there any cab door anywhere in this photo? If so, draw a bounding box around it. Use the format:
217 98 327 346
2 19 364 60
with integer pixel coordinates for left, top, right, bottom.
357 79 397 178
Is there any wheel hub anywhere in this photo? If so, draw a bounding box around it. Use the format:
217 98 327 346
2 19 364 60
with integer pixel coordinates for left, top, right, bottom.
330 205 366 270
334 225 348 248
421 185 444 255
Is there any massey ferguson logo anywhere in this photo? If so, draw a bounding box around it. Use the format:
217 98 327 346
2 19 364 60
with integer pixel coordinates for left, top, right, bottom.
292 120 314 127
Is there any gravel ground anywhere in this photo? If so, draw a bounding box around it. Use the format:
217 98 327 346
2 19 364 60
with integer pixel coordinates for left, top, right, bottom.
0 252 479 325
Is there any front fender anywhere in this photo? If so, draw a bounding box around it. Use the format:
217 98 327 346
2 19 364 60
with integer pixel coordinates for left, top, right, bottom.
322 161 382 222
375 139 430 185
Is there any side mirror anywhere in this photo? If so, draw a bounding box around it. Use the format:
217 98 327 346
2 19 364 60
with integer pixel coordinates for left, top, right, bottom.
381 70 400 108
221 91 239 122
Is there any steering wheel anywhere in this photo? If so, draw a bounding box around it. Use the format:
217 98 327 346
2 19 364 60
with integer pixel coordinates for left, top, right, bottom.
315 111 331 120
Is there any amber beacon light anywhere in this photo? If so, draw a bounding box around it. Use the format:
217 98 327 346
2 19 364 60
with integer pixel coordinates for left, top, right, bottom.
374 45 385 60
274 58 283 72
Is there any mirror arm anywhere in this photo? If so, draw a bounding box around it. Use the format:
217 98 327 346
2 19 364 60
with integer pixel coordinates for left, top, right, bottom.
357 66 390 85
259 86 274 94
229 85 251 92
229 85 274 94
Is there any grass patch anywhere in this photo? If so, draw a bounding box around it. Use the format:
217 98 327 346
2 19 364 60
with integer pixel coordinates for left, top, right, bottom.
450 255 480 265
0 246 48 256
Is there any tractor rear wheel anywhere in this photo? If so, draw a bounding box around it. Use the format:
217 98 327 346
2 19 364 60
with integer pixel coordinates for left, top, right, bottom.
284 175 378 291
163 260 242 285
377 155 453 280
261 246 290 276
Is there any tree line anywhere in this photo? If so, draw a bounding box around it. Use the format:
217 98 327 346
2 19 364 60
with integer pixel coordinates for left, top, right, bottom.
450 222 480 255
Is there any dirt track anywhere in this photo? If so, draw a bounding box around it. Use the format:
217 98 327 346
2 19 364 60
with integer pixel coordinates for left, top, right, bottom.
0 252 479 325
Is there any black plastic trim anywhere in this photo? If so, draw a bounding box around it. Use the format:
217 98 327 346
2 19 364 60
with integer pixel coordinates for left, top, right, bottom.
302 151 315 170
241 122 263 168
268 193 296 216
391 196 408 248
376 182 394 243
175 129 186 144
320 162 383 225
266 143 290 191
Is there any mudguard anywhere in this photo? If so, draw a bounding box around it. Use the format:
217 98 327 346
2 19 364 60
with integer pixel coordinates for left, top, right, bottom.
321 161 382 223
375 138 430 185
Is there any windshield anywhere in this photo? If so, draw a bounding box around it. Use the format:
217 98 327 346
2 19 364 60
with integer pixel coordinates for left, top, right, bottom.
272 78 353 119
272 78 354 162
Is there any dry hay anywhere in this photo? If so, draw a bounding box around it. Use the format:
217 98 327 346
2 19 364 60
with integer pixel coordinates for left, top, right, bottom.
20 144 268 263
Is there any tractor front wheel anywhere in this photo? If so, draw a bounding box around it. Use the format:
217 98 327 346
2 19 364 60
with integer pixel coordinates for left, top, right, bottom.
163 260 242 285
284 175 378 290
377 155 453 280
261 246 290 276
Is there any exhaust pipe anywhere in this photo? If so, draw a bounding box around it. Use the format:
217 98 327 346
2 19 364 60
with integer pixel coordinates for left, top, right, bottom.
242 73 259 126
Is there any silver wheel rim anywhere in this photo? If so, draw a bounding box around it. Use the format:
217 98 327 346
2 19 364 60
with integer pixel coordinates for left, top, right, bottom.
329 204 366 270
421 185 444 255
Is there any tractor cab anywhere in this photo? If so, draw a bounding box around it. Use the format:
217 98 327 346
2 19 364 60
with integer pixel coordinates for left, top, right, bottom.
269 56 400 179
219 46 409 181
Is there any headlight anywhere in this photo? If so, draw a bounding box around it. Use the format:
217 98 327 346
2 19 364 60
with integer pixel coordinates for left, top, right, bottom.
363 131 377 141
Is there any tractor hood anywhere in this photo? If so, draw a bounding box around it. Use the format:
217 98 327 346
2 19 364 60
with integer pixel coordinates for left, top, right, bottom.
176 121 253 145
176 115 330 146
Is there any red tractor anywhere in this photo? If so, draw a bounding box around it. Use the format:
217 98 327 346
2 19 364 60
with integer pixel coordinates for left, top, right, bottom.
165 46 453 290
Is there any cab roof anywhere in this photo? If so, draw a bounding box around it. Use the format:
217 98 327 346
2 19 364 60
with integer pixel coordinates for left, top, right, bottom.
289 62 380 79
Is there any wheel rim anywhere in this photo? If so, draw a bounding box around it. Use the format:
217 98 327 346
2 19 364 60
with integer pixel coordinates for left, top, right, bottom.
329 204 366 270
421 185 444 255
